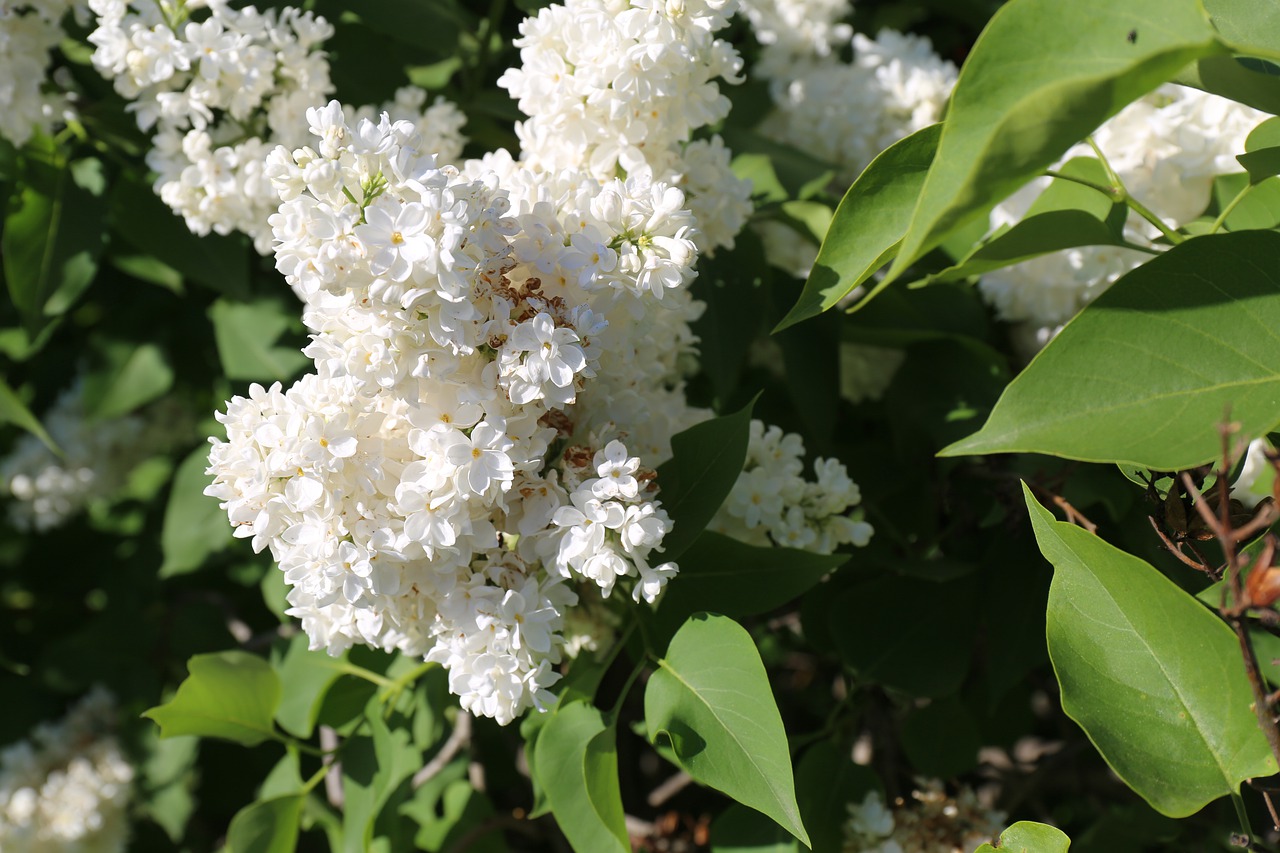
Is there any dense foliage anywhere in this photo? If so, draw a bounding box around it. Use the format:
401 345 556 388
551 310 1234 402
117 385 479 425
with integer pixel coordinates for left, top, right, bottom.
6 0 1280 851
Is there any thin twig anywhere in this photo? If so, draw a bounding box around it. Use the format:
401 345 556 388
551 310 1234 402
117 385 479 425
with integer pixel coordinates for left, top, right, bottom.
413 712 472 788
320 726 343 809
648 770 693 807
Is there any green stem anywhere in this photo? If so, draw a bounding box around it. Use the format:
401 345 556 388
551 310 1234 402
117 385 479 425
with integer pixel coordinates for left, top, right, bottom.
1125 193 1184 245
467 0 508 100
1042 169 1119 200
280 735 327 757
337 662 395 689
1211 182 1255 234
1235 790 1255 842
302 760 331 794
379 660 435 705
1083 136 1184 245
609 653 648 719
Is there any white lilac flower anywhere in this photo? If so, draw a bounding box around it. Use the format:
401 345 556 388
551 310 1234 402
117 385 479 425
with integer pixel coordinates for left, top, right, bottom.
0 688 134 853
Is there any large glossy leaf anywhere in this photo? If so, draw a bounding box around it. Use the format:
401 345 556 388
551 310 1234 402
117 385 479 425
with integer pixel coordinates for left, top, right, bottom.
775 124 940 331
654 397 756 562
80 340 174 421
210 298 310 382
974 821 1071 852
535 702 629 853
1202 0 1280 54
883 0 1225 285
1177 56 1280 117
942 232 1280 470
160 446 234 577
144 651 281 747
3 157 109 333
1237 117 1280 183
108 177 251 298
272 634 349 739
794 743 880 853
340 697 420 853
1027 486 1276 817
226 795 305 853
0 376 58 453
651 532 847 644
645 614 809 846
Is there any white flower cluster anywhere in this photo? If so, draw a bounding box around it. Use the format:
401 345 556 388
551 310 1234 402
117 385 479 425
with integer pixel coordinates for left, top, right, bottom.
0 380 164 532
0 0 77 147
498 0 753 253
712 420 872 552
208 103 688 725
87 1 466 254
0 688 134 853
738 0 852 75
979 84 1267 329
758 29 957 185
843 783 1004 853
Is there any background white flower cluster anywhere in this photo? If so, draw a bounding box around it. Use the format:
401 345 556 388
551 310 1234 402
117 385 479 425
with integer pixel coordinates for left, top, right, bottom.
0 688 134 853
979 84 1268 333
0 0 79 148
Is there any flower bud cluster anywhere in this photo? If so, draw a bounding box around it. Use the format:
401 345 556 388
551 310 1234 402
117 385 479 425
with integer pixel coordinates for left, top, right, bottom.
979 84 1267 329
738 0 853 74
842 783 1005 853
498 0 752 253
208 105 684 724
0 379 173 532
0 0 78 147
713 420 872 553
87 1 466 253
0 688 134 853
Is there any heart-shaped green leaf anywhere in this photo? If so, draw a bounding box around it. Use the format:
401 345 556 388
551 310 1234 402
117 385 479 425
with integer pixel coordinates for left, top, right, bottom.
646 613 809 846
1027 485 1276 817
144 651 281 746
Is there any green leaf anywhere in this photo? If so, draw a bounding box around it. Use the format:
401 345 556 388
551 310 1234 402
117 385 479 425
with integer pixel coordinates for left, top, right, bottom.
0 376 58 454
3 157 109 333
80 340 174 421
774 124 940 331
1026 485 1276 817
272 633 349 739
710 804 799 853
655 397 757 562
920 158 1128 286
942 232 1280 470
535 702 629 853
108 177 250 298
828 573 976 697
645 613 809 846
1237 116 1280 183
883 0 1225 285
723 127 836 201
1176 56 1280 117
794 743 880 853
900 697 981 779
226 795 305 853
160 445 234 577
1210 172 1280 231
974 820 1071 852
652 532 846 643
209 298 310 382
1202 0 1280 54
143 651 281 747
340 696 420 853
